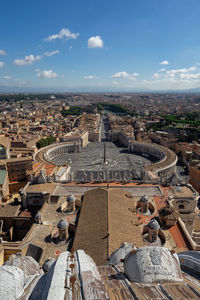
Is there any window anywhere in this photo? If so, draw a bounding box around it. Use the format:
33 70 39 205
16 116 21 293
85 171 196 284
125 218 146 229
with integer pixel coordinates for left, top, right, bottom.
178 204 184 210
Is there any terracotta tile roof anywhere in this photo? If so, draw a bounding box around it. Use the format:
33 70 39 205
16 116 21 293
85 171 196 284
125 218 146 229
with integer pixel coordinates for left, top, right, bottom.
169 223 187 249
33 162 41 170
26 183 57 194
44 163 56 176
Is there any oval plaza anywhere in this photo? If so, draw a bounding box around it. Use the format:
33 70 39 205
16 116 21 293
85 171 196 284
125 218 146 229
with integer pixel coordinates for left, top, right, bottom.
36 134 177 183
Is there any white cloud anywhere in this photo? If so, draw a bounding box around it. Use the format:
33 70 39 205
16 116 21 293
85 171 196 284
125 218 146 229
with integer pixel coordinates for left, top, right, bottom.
88 36 104 48
84 75 95 79
14 78 26 84
180 72 200 79
36 69 59 78
112 71 129 78
142 64 200 90
0 61 4 68
160 60 170 65
3 76 12 79
143 76 200 90
14 50 60 66
69 46 72 51
112 81 118 85
112 71 139 80
45 28 79 42
44 50 60 57
153 72 161 79
14 54 42 66
166 66 197 78
158 68 166 72
152 65 200 83
0 50 6 55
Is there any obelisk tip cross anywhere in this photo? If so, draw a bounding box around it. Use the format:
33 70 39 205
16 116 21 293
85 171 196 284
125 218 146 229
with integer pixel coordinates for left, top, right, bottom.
104 143 106 164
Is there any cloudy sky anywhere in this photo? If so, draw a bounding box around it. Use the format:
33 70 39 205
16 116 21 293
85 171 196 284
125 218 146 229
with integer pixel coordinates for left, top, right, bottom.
1 0 200 91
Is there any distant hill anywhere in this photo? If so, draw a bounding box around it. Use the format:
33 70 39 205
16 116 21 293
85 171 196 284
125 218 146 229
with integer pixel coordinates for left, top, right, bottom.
1 84 200 94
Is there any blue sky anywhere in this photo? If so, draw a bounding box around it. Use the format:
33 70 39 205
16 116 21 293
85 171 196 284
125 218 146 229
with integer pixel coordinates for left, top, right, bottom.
1 0 200 91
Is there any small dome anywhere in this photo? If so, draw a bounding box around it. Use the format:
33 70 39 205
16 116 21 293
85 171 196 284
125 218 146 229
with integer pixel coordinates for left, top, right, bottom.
108 243 133 265
124 246 182 283
42 258 56 272
57 219 69 229
140 195 149 203
67 194 75 202
35 212 42 219
148 219 160 230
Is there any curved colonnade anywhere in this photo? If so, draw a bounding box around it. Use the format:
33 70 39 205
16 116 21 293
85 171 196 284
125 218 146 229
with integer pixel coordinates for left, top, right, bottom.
34 141 81 165
128 141 177 179
43 142 81 165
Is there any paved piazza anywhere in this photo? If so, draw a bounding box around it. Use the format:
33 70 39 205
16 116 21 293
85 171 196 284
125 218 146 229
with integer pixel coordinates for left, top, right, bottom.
50 141 152 181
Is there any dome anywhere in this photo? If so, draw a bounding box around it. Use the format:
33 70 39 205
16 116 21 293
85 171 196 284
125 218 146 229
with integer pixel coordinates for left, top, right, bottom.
148 219 160 230
67 194 75 202
140 195 149 203
108 243 133 265
124 246 183 283
42 258 56 272
57 219 69 229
